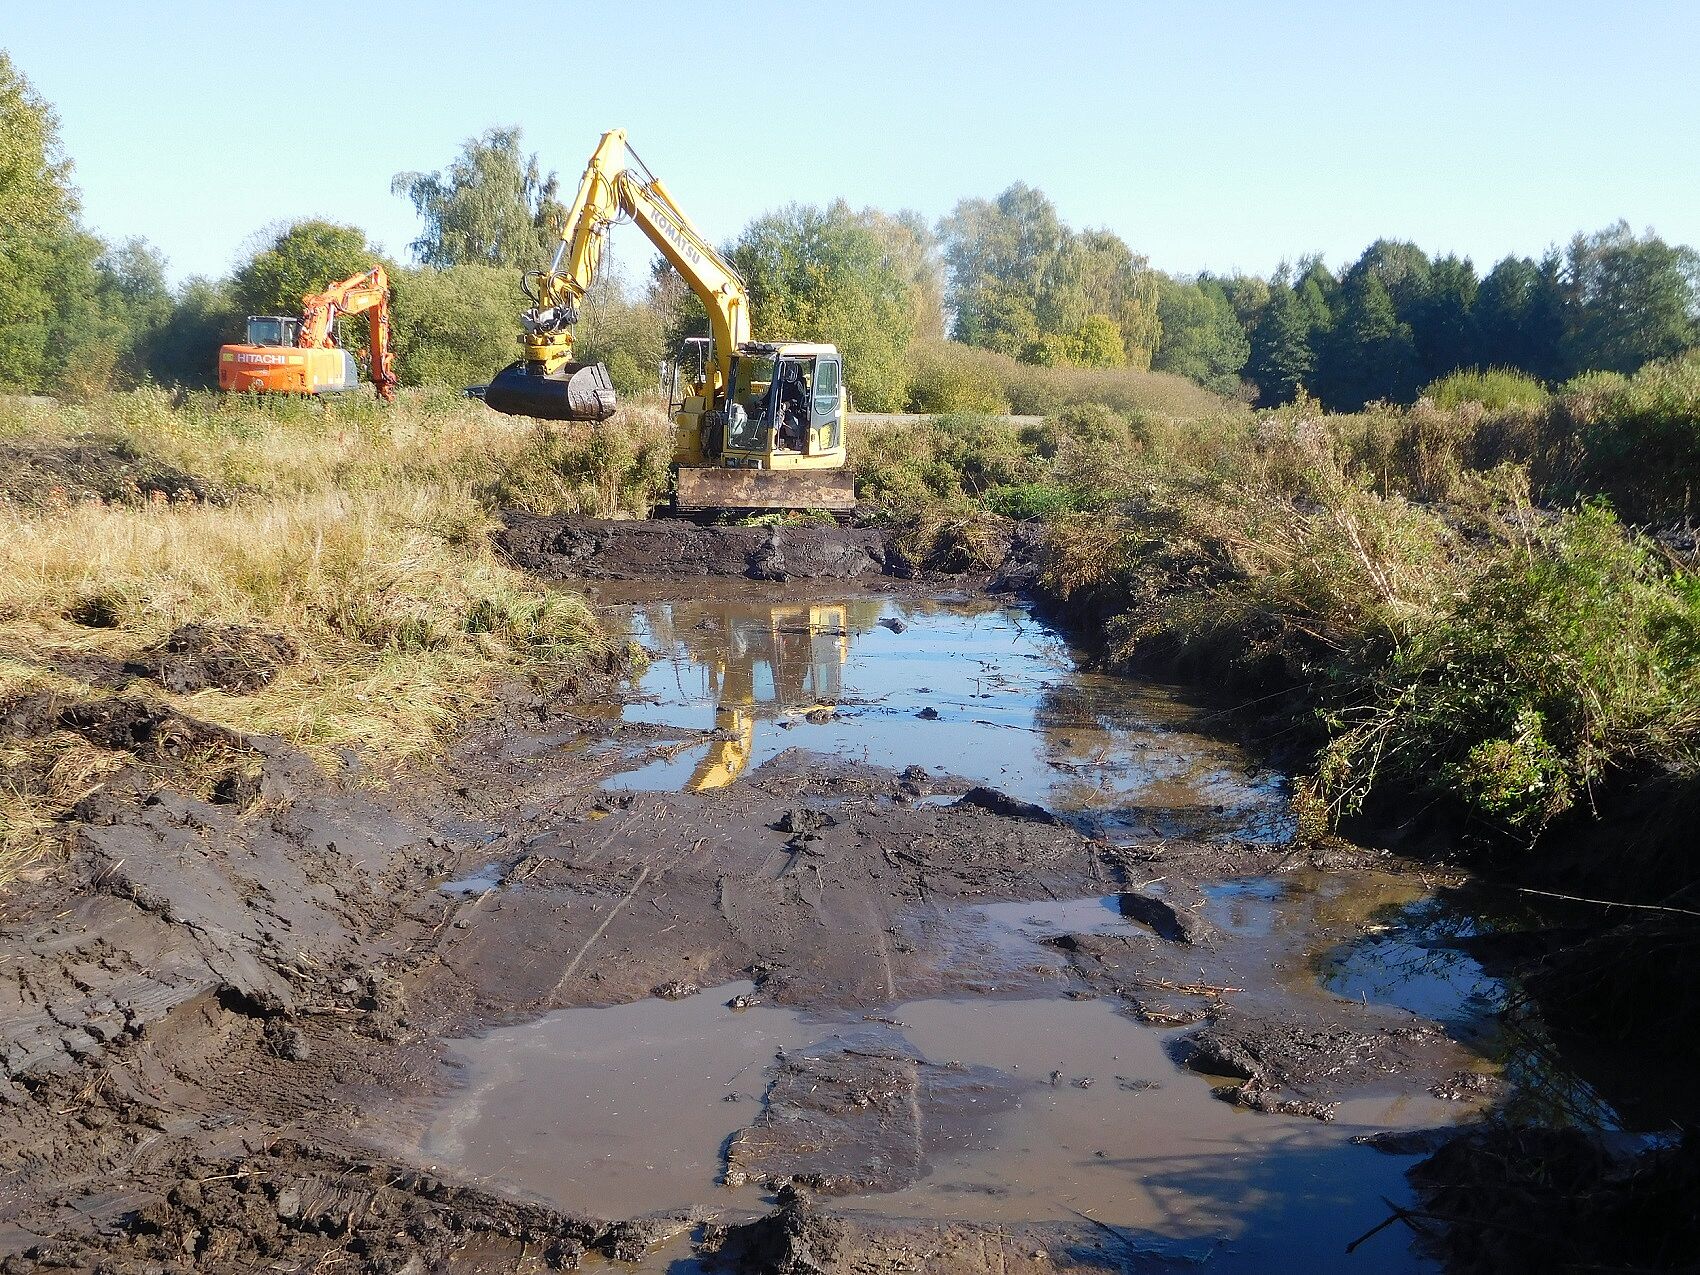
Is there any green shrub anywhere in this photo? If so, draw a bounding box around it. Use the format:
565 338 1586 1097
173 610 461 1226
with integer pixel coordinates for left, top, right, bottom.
1557 355 1700 521
985 482 1085 520
903 342 1013 415
1424 367 1549 411
391 264 520 389
1321 505 1700 835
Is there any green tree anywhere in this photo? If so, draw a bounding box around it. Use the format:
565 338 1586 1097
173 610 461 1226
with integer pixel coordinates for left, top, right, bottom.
1065 313 1126 368
1247 283 1315 405
1476 253 1566 380
940 185 1159 368
389 263 521 388
1563 222 1700 375
1210 271 1271 334
576 270 668 395
857 207 945 341
1153 277 1249 394
0 51 77 236
1344 239 1432 314
1316 272 1421 409
0 50 103 392
939 183 1062 356
231 220 382 318
1041 229 1160 367
149 277 240 388
1411 253 1480 381
93 238 173 385
391 127 564 268
729 200 916 411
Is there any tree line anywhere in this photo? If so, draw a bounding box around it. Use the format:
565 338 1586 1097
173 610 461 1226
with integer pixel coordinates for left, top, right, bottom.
4 50 1696 412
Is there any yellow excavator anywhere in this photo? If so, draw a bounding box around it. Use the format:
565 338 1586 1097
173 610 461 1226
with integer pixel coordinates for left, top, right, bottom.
481 129 855 513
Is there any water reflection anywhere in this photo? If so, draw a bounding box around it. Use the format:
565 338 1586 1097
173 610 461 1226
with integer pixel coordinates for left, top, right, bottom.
606 593 1291 841
1320 887 1622 1128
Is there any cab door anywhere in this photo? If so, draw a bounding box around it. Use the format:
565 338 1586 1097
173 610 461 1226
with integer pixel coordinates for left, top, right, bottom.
809 356 843 455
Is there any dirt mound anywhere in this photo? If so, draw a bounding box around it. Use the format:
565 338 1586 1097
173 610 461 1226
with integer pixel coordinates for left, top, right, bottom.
1 691 240 759
126 623 300 693
497 512 895 581
704 1189 1133 1274
1176 1007 1454 1100
0 434 222 510
0 730 420 1084
4 1141 615 1273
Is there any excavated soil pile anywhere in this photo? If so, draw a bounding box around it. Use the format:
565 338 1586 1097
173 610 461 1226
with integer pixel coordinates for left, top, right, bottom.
498 512 896 581
0 435 223 509
125 623 301 694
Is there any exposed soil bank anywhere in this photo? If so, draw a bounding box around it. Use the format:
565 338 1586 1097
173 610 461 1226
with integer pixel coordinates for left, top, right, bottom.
0 434 223 509
497 512 896 582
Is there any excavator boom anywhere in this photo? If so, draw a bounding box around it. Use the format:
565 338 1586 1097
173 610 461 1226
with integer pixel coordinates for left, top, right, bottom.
299 266 398 402
483 129 854 514
485 130 747 423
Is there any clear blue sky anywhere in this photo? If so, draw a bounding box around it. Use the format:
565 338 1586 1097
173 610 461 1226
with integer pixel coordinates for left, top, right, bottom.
6 0 1698 286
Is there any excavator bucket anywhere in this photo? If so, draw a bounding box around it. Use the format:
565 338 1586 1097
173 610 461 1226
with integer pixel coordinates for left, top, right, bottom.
675 467 858 513
483 360 618 422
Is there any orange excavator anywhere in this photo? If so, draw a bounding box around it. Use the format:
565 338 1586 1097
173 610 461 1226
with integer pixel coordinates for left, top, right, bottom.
217 266 398 401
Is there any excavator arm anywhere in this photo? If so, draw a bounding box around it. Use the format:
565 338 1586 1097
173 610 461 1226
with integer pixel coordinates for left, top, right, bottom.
298 266 398 402
484 129 750 422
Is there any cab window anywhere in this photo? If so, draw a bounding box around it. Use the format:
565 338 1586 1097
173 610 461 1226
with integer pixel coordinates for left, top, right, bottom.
812 358 840 418
246 317 293 347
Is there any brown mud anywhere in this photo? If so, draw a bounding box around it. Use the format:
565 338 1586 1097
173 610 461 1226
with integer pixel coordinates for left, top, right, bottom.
0 520 1646 1272
497 514 898 583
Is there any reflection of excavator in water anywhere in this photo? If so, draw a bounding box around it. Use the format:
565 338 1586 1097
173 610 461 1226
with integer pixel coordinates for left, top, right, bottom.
482 129 855 513
218 266 398 401
683 603 853 792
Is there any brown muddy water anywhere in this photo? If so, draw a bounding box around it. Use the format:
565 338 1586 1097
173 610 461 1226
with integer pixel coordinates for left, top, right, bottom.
597 588 1290 843
405 590 1602 1271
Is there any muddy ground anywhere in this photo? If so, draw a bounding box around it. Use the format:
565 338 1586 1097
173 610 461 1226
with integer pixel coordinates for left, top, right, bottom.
0 518 1618 1272
0 435 223 511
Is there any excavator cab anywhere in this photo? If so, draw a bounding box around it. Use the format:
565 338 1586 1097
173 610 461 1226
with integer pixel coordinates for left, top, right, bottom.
726 354 831 455
676 341 850 510
244 317 300 347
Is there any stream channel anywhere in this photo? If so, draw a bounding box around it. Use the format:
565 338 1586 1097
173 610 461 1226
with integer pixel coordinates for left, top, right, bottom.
408 587 1611 1272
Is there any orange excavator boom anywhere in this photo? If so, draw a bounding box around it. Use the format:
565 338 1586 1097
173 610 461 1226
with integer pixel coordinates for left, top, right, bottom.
298 266 397 402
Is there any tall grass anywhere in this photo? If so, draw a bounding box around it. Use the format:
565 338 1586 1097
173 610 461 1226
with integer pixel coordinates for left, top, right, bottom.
900 339 1239 420
857 365 1700 849
0 387 669 888
0 384 676 517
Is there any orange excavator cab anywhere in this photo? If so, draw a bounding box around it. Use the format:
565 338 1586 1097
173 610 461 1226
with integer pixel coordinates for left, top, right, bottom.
218 266 397 401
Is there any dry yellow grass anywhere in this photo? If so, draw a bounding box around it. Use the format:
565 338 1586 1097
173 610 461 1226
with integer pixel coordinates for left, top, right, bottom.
0 387 671 887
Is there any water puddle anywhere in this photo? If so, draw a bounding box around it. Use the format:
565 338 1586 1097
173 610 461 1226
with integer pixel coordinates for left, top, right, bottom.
1319 888 1621 1126
417 982 1455 1272
407 586 1613 1268
423 982 814 1217
600 591 1291 842
1201 876 1290 938
438 862 504 897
